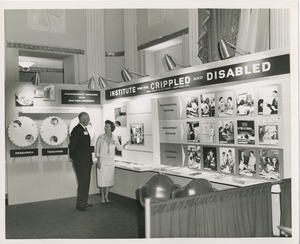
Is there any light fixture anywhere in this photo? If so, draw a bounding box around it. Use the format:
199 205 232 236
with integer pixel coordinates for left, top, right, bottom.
219 38 250 60
31 72 40 86
164 54 191 71
121 68 148 82
19 60 35 71
79 77 96 89
98 76 124 89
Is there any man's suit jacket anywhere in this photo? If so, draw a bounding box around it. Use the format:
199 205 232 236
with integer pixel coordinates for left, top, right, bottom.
69 124 93 165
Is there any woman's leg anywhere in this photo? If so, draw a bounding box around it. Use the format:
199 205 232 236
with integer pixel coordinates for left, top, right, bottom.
105 187 110 202
100 187 105 203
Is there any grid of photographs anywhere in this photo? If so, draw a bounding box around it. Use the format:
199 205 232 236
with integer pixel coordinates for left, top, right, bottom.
159 84 282 179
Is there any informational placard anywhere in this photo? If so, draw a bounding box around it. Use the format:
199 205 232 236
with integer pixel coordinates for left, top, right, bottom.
10 149 38 157
61 90 100 104
42 148 68 156
159 120 182 143
106 54 290 100
157 96 181 120
160 143 183 167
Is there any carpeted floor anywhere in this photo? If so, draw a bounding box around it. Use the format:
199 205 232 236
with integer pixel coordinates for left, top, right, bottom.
6 193 145 239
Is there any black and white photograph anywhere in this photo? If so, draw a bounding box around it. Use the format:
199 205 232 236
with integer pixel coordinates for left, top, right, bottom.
186 95 199 118
258 85 279 115
200 93 215 117
202 121 215 143
219 147 236 174
259 118 279 145
217 91 234 117
238 149 257 177
203 146 217 171
2 3 297 243
115 106 127 127
236 90 255 116
218 120 234 144
259 149 280 180
237 120 255 144
186 121 200 142
186 145 201 170
130 123 144 145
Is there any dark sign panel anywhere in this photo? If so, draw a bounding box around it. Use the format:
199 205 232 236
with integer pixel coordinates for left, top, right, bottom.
42 148 68 156
10 149 38 157
61 90 100 104
106 54 290 100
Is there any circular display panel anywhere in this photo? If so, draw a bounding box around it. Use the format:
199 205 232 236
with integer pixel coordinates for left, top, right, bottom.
40 116 68 146
69 117 95 139
8 116 38 147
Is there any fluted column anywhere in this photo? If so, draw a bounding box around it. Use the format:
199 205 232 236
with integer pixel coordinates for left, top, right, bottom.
86 9 106 80
124 9 138 71
188 9 202 65
270 9 290 49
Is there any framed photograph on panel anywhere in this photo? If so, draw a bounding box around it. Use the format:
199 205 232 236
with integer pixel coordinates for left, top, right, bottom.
203 146 217 171
200 93 215 117
186 145 201 170
219 147 236 174
115 136 122 156
236 90 254 116
43 85 55 101
259 149 280 180
238 149 257 177
217 91 234 117
115 106 127 127
202 121 215 143
258 85 278 115
15 92 34 107
237 120 255 145
186 96 199 118
218 120 234 144
258 118 279 145
130 123 144 145
186 121 200 143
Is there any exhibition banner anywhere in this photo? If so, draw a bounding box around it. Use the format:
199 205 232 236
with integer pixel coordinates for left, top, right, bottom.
106 54 290 100
10 149 38 157
61 90 100 104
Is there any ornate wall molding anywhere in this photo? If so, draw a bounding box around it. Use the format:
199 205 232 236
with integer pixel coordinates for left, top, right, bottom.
137 28 189 51
19 67 63 73
7 42 85 55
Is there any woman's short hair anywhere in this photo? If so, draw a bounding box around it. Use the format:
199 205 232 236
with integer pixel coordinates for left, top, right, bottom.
105 120 116 132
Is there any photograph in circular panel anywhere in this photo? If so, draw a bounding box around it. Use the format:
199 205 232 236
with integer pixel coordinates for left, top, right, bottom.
40 116 68 146
7 116 38 147
69 116 95 140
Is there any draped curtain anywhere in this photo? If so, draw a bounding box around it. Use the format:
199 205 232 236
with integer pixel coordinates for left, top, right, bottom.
150 182 273 238
198 9 241 63
280 178 292 228
236 9 270 55
198 9 271 63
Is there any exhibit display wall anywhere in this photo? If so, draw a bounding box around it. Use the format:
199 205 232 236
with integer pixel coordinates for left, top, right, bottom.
5 82 103 205
103 48 291 198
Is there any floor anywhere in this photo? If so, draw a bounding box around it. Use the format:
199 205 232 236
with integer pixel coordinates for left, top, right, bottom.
6 193 145 239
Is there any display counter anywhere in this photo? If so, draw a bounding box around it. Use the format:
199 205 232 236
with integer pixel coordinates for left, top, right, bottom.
115 160 272 188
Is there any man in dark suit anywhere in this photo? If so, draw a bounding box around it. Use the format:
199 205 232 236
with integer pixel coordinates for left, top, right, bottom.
69 112 93 211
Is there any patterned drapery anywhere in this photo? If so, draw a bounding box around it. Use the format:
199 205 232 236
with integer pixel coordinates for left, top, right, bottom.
198 9 241 63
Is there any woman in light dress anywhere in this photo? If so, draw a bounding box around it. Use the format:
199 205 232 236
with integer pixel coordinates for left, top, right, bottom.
95 120 130 203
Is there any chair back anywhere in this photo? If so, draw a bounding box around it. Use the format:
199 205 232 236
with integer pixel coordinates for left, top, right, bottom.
139 174 179 207
172 178 215 199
